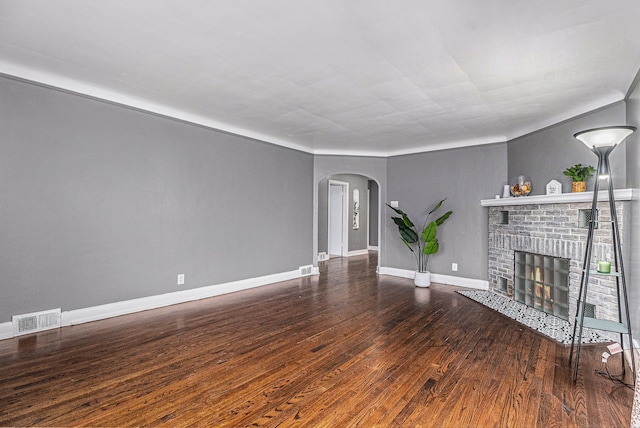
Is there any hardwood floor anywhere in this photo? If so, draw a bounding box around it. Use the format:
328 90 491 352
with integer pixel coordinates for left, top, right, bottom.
0 253 634 427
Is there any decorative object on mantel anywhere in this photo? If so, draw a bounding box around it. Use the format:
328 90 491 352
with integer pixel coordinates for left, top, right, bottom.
568 125 637 385
563 163 595 192
386 198 453 288
510 175 531 196
546 179 562 195
502 184 510 198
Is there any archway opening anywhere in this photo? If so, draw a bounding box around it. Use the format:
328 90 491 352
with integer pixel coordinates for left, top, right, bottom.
317 173 379 260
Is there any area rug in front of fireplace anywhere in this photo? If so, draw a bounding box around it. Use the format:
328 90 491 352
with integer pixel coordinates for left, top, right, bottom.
457 290 609 345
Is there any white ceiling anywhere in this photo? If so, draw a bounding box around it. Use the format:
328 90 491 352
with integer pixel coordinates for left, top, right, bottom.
1 0 640 156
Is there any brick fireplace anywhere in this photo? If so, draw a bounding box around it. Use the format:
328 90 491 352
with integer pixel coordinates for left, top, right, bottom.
483 191 631 340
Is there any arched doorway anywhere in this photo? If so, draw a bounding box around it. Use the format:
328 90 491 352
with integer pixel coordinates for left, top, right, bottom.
317 173 380 260
312 157 387 271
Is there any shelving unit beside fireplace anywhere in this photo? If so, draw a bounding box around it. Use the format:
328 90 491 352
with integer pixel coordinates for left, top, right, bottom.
514 251 570 320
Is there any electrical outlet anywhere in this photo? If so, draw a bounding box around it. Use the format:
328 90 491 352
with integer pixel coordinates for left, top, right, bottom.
452 263 458 272
177 274 185 285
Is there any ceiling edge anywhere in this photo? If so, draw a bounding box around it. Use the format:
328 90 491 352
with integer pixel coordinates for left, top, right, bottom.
0 64 314 155
625 66 640 99
505 96 627 142
1 62 629 159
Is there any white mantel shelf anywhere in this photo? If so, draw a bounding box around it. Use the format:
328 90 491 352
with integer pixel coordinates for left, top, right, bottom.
480 189 633 207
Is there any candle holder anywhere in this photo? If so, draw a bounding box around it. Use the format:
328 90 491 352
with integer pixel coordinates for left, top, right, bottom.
597 261 611 274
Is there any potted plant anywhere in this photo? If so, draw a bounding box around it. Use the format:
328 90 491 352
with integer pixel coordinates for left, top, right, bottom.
387 198 453 287
563 164 595 192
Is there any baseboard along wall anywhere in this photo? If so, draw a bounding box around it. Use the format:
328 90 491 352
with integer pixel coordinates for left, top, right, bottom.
0 267 319 341
377 266 489 290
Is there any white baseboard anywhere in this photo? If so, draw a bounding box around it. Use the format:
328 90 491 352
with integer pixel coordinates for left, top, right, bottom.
62 269 302 326
368 246 379 251
431 273 488 290
0 267 315 341
347 249 370 257
377 267 489 290
377 266 415 279
0 322 12 341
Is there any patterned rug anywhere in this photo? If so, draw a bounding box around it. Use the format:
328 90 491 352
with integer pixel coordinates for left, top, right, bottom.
457 290 609 345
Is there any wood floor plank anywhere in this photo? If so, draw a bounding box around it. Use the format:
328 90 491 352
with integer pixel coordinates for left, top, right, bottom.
0 252 634 427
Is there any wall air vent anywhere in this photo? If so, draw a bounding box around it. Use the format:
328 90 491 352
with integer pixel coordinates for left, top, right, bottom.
12 308 61 337
318 252 329 262
299 265 314 276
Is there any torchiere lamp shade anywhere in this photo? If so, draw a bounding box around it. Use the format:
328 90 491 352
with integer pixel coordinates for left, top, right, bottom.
574 126 636 148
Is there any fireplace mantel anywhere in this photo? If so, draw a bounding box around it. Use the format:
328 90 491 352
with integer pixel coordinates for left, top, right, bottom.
481 188 633 207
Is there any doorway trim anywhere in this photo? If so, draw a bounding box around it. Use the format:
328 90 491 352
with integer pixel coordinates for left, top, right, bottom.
328 179 349 258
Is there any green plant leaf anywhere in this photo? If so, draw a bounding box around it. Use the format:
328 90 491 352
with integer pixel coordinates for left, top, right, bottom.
421 221 437 242
401 213 414 228
563 164 595 182
400 226 418 244
386 204 414 228
401 238 415 252
424 239 439 255
386 203 405 216
392 217 406 227
428 198 446 215
392 215 414 229
435 210 453 226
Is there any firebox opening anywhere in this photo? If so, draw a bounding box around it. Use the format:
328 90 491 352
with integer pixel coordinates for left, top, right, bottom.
514 251 570 320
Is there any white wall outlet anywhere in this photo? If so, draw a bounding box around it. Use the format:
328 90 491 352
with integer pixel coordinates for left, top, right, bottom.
452 263 458 272
390 201 399 208
177 274 185 285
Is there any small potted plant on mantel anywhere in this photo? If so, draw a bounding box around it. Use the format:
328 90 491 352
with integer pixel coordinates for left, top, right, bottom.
386 198 453 287
563 164 595 192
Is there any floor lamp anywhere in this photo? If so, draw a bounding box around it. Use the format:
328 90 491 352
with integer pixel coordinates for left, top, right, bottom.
569 125 636 384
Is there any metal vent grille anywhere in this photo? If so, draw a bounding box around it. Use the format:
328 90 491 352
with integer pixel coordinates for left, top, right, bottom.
584 303 596 318
498 277 508 294
578 209 598 229
12 309 61 336
299 265 314 276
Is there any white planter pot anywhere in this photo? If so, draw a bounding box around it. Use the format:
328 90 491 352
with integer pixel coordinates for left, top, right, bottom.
414 271 431 287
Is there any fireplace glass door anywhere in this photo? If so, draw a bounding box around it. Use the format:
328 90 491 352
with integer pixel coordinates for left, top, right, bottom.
514 251 570 320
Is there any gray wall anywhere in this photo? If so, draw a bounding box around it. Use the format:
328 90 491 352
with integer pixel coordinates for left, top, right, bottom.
626 80 640 339
508 102 627 194
0 76 313 320
386 143 507 279
368 180 379 247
